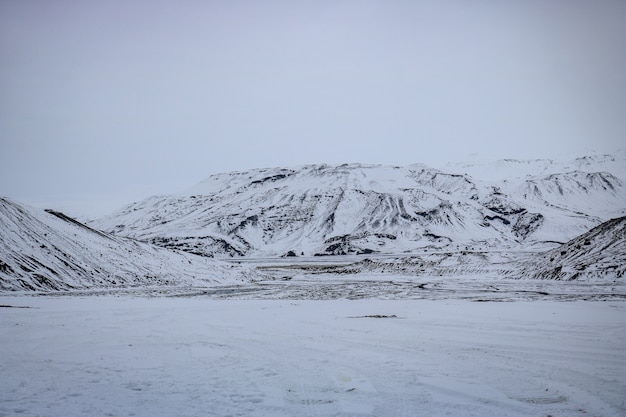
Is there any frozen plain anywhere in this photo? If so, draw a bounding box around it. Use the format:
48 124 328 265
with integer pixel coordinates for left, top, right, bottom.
2 154 625 416
1 294 625 417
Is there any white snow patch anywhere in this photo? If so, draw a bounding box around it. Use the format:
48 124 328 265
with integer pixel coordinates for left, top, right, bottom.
1 297 624 417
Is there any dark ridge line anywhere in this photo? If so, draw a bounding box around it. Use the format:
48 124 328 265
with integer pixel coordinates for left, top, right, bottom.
44 209 115 241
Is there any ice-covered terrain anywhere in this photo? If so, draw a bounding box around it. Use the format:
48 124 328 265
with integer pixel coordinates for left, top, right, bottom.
1 153 624 416
0 198 253 291
1 297 624 417
93 152 626 258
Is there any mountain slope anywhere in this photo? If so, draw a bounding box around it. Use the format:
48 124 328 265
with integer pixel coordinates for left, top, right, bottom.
0 198 250 291
93 154 626 258
251 217 625 289
519 216 626 281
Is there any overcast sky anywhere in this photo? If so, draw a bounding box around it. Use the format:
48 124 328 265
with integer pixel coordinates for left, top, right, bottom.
1 0 624 218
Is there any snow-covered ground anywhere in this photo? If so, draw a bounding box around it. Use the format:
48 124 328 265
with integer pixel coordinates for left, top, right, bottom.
1 153 624 416
1 297 624 417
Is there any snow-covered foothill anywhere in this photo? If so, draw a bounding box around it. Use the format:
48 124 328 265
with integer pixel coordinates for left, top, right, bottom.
520 215 626 281
0 198 254 292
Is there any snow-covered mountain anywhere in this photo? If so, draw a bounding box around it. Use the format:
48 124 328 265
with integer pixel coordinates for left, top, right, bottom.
0 198 251 292
279 215 626 283
93 153 626 258
520 215 626 281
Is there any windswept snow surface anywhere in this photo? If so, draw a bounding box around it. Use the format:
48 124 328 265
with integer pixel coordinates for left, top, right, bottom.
0 297 624 417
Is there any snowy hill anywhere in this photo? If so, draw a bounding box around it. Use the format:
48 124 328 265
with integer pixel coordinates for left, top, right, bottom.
0 198 251 291
93 153 626 258
519 215 626 281
269 215 625 284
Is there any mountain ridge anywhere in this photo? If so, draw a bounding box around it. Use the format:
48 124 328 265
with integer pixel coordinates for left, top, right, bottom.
92 153 625 258
2 152 624 293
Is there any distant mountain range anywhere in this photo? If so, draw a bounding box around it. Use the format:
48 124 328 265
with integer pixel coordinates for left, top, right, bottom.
1 152 624 292
93 152 625 258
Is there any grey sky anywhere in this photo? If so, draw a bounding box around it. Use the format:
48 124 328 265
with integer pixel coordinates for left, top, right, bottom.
1 0 624 217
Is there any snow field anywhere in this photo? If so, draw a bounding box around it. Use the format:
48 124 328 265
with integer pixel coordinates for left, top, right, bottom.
0 297 624 417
